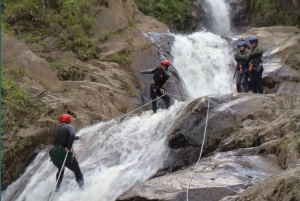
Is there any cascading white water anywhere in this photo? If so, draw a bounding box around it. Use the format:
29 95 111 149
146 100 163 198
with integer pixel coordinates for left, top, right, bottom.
205 0 232 36
2 0 235 200
171 32 234 98
2 102 186 201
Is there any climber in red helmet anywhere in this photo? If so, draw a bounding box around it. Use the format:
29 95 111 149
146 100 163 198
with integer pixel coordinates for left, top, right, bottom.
140 59 171 113
49 114 84 191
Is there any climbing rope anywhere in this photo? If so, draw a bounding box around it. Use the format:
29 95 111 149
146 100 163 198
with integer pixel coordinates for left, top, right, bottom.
186 96 211 201
49 152 68 201
117 94 168 120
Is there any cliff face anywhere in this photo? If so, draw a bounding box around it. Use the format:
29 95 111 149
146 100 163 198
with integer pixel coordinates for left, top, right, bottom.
228 0 300 29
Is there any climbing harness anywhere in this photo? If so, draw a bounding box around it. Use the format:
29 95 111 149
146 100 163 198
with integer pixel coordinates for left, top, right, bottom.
49 152 68 201
186 96 211 201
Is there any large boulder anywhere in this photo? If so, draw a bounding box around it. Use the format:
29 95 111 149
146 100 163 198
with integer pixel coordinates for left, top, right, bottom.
118 149 281 201
2 33 62 92
227 166 300 201
118 93 300 201
225 0 251 30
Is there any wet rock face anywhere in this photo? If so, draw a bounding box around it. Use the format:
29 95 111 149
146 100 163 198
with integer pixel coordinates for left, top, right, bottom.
228 166 300 201
118 93 300 201
225 0 251 30
118 150 281 201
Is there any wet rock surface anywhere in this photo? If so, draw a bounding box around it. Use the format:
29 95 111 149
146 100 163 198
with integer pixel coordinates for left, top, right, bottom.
118 93 300 201
118 150 281 201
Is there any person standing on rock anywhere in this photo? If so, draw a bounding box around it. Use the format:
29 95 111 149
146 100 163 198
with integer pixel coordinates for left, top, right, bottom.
247 36 264 94
49 114 84 191
234 41 250 93
140 60 171 113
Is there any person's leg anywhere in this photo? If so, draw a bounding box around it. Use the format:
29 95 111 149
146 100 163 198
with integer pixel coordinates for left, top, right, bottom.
250 71 258 93
161 94 170 109
54 163 65 190
235 70 242 92
242 69 249 93
150 85 158 113
65 158 84 189
257 68 264 94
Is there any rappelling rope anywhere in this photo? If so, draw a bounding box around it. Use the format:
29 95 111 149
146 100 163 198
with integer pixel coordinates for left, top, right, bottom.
117 92 194 121
117 94 168 120
49 152 68 201
186 96 211 201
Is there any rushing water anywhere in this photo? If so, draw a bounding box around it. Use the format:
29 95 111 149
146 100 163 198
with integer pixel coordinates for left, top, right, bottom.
2 103 186 201
2 0 235 200
171 32 234 98
205 0 232 36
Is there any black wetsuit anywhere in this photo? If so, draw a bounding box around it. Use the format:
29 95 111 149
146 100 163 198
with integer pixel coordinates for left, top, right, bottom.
142 67 171 113
50 123 84 190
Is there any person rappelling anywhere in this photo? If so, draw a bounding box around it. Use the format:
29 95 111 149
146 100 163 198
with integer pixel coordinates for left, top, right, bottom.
140 60 171 113
49 114 84 192
234 40 250 92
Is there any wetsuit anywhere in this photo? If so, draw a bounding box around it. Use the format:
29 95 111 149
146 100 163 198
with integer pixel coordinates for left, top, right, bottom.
247 45 264 94
142 67 170 113
234 49 250 92
50 123 84 190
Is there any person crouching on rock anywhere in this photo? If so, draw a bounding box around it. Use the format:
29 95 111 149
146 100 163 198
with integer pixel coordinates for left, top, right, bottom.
49 114 84 191
247 36 264 94
140 60 171 113
234 41 250 93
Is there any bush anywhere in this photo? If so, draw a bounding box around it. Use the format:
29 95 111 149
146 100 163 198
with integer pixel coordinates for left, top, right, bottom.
133 0 192 31
2 72 43 134
102 50 134 68
2 0 104 60
250 0 300 27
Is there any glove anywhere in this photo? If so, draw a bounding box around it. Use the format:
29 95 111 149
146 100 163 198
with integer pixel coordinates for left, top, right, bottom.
239 68 243 73
249 64 253 71
160 88 165 94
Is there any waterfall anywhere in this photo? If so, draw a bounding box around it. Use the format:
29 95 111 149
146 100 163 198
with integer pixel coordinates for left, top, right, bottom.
2 103 186 201
2 0 234 200
204 0 232 36
171 31 234 98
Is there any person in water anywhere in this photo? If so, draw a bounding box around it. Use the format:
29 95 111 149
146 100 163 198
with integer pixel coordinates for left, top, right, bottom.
140 60 171 113
49 114 84 191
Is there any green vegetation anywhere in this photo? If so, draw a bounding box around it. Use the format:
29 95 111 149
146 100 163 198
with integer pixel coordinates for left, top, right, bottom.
98 29 123 43
2 137 33 175
2 72 43 134
2 68 44 181
112 73 136 97
2 0 107 60
133 0 192 31
250 0 300 27
102 50 134 68
279 133 300 150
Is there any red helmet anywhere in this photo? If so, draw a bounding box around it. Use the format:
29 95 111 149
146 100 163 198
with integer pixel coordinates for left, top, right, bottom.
60 114 71 123
161 60 170 67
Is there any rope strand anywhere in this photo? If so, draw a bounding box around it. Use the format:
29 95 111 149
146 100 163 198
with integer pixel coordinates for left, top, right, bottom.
186 96 211 201
49 152 68 201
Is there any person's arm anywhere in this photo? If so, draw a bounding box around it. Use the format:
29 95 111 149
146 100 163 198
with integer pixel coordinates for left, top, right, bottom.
248 46 263 59
234 51 247 61
67 125 77 150
140 67 157 74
